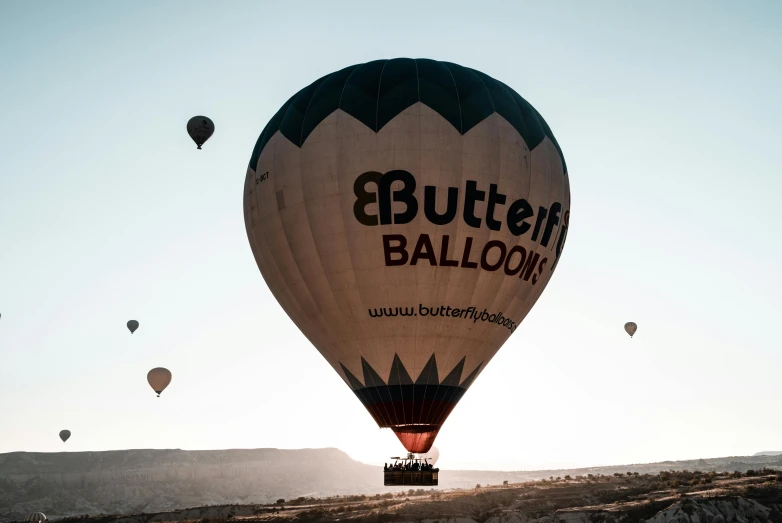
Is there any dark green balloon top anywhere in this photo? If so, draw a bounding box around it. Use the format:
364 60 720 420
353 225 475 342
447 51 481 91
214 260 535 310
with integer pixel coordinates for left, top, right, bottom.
249 58 566 175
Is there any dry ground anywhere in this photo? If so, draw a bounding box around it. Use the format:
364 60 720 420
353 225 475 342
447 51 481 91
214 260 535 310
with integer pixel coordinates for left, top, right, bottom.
54 469 782 523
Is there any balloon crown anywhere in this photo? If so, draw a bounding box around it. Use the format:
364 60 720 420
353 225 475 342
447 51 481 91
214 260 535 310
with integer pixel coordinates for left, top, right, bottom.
248 58 567 176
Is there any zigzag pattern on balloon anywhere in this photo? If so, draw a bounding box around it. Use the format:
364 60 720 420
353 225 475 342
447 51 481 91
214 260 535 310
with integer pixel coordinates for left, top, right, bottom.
338 353 482 451
248 58 567 176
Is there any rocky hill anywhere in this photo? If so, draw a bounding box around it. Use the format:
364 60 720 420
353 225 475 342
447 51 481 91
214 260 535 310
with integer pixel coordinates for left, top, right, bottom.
4 449 782 522
0 448 376 521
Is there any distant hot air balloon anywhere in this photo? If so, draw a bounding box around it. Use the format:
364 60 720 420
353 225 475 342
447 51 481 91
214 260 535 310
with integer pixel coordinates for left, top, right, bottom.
25 513 47 522
422 446 440 466
244 58 570 454
624 322 637 338
127 320 139 334
147 367 172 397
59 430 70 443
187 116 214 149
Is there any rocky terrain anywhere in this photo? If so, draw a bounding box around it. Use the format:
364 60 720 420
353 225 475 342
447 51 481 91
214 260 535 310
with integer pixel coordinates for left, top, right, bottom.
44 470 782 523
5 449 782 523
0 449 376 521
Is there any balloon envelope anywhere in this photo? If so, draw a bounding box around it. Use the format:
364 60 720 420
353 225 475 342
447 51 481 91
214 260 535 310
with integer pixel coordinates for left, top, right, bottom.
244 58 570 453
59 430 70 442
624 322 637 338
187 116 214 149
147 367 172 396
25 513 47 522
127 320 139 334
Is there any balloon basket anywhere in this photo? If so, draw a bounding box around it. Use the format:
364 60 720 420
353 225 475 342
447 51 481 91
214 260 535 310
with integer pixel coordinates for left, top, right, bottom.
383 454 439 486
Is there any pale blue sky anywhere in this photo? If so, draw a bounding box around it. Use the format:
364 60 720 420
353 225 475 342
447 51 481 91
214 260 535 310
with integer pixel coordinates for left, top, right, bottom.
1 1 781 471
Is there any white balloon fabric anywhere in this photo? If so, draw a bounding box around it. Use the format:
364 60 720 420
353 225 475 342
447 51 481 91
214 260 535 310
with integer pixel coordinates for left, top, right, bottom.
25 513 47 522
147 367 172 397
625 322 637 338
244 58 570 453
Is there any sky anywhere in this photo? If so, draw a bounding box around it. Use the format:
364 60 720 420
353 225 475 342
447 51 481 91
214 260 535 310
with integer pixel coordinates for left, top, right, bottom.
1 0 781 472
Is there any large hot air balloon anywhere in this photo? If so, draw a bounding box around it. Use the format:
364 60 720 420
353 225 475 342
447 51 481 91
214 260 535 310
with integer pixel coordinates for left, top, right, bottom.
147 367 172 397
624 322 637 338
244 58 570 454
25 513 47 522
127 320 139 334
59 430 70 443
187 116 214 149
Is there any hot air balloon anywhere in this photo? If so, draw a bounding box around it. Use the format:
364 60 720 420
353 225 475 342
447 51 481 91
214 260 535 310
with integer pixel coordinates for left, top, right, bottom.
127 320 139 334
25 513 47 522
147 367 172 397
187 116 214 149
59 430 70 443
244 58 570 457
624 322 637 338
